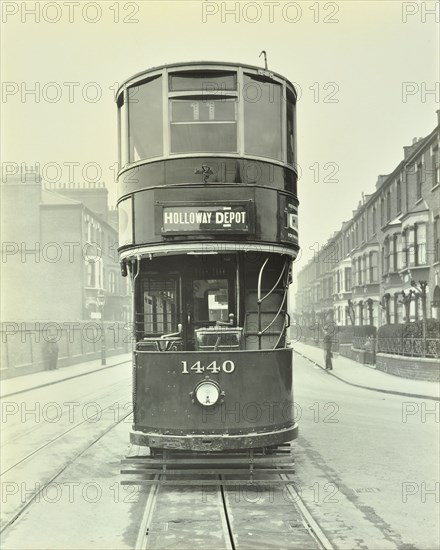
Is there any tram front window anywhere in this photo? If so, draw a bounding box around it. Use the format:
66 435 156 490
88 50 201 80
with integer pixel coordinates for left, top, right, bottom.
193 279 229 325
142 278 177 335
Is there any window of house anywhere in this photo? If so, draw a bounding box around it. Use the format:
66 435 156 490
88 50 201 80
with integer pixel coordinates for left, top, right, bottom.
369 251 378 282
388 237 394 273
87 262 95 287
109 271 116 294
396 180 402 213
345 267 351 291
432 147 439 187
435 216 440 262
396 233 402 270
416 162 423 200
401 230 407 267
357 257 363 285
392 234 400 272
386 190 391 222
384 237 390 274
415 223 426 265
406 226 415 266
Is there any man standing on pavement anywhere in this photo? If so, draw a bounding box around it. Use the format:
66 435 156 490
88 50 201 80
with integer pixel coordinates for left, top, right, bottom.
323 327 333 370
42 331 59 370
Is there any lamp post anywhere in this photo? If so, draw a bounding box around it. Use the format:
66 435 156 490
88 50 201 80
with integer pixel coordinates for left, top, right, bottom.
97 290 106 366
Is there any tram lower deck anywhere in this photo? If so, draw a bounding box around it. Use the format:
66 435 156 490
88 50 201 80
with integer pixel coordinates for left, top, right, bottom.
129 251 298 451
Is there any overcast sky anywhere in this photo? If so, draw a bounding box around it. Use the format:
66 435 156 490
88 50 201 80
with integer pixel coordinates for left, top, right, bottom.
2 0 439 275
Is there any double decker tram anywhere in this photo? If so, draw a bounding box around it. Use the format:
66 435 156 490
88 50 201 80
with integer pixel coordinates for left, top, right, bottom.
116 62 299 457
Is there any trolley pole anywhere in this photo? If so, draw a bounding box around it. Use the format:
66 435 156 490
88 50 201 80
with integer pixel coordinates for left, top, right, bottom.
97 290 107 366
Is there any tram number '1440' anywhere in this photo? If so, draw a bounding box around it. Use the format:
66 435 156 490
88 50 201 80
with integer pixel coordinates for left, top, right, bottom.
181 360 235 374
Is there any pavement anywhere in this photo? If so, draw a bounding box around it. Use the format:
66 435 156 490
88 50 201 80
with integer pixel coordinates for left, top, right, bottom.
0 352 132 398
293 341 440 401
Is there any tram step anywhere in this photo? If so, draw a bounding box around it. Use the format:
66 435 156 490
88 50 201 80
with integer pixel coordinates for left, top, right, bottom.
121 478 297 486
121 468 296 475
122 457 292 465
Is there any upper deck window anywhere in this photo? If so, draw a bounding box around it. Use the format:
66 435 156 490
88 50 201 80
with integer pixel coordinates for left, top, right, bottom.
128 76 163 162
117 94 128 168
170 97 237 153
286 88 295 165
118 196 133 246
243 74 282 161
169 70 237 92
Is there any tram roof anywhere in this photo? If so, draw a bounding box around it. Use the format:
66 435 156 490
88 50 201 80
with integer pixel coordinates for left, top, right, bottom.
116 61 296 98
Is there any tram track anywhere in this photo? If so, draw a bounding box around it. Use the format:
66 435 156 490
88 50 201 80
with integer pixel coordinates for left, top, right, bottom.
0 407 132 536
0 401 131 477
134 473 236 550
0 375 132 448
133 468 334 549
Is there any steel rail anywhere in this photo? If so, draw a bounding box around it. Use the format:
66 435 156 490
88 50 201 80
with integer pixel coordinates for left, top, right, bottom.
280 473 334 550
134 475 161 550
0 402 132 477
134 473 235 550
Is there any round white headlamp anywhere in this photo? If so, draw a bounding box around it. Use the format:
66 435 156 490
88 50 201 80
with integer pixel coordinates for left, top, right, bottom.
193 380 221 407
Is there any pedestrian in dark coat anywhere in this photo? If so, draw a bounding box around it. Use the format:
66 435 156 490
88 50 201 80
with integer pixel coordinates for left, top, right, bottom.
323 328 333 370
42 337 59 370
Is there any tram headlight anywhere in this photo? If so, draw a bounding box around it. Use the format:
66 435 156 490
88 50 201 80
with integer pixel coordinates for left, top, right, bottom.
193 380 222 407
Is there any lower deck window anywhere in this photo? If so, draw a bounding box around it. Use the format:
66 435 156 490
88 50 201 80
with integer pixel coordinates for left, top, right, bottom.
142 278 177 334
193 279 229 323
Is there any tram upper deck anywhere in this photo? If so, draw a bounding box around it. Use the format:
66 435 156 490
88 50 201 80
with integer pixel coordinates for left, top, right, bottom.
116 61 298 259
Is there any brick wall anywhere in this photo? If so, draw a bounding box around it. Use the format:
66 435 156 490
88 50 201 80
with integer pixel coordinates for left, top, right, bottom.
339 343 375 365
0 321 131 379
376 353 440 382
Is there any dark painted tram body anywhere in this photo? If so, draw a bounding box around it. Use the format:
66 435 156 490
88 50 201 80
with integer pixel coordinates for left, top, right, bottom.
116 62 299 452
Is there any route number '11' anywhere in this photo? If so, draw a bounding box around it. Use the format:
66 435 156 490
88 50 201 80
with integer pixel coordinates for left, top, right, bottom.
181 360 235 374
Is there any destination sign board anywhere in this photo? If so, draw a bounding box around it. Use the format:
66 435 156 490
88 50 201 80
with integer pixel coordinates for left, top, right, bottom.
161 203 250 234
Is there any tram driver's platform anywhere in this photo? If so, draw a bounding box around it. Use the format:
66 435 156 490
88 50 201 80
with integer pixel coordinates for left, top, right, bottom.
293 342 439 401
195 326 243 351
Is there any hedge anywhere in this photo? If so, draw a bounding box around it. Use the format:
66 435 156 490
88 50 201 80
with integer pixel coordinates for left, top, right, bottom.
377 320 440 340
353 325 377 338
